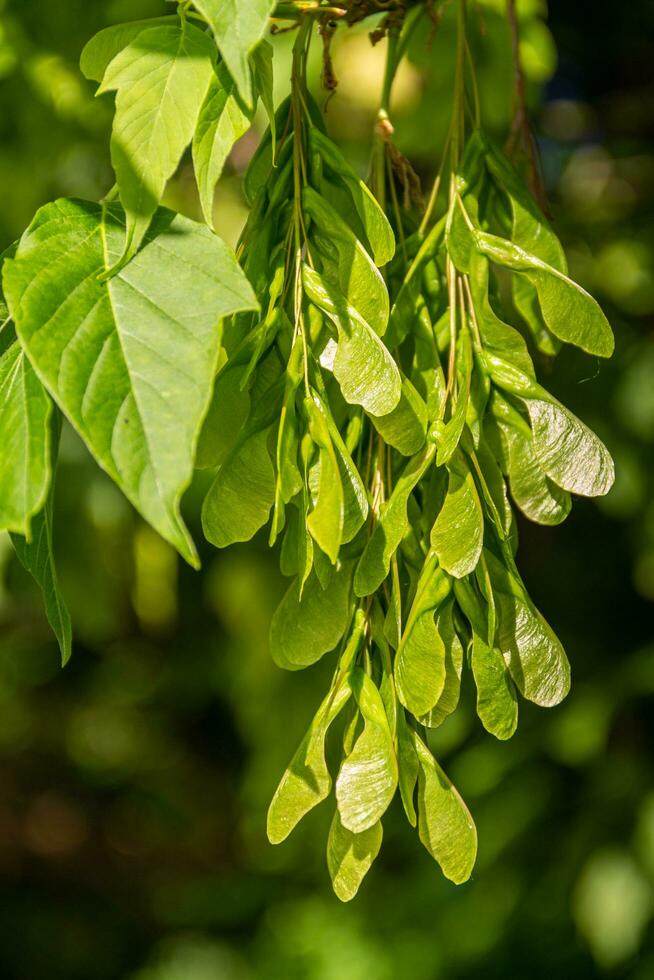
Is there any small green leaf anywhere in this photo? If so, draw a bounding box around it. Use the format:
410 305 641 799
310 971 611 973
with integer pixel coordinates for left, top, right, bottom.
431 460 483 579
250 40 275 148
0 341 52 536
318 396 368 544
484 140 567 270
436 328 472 465
327 810 383 903
468 252 534 376
193 0 274 108
267 675 352 844
202 426 275 547
487 550 571 707
98 22 216 264
302 266 401 417
4 200 257 567
354 445 435 597
525 399 615 498
395 557 452 717
471 635 518 740
414 732 477 884
305 395 345 564
387 218 445 347
196 365 251 470
475 231 614 358
397 710 419 826
10 416 72 666
419 600 464 728
193 60 254 228
503 420 572 525
309 128 395 266
369 376 428 456
336 668 398 833
304 187 389 336
80 16 179 83
270 562 354 671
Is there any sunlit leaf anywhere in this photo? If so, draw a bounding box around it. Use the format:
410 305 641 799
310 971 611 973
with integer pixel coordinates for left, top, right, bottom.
336 668 398 833
4 199 257 566
327 810 383 903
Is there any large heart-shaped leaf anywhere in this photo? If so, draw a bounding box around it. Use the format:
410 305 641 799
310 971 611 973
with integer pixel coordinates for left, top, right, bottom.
3 199 258 566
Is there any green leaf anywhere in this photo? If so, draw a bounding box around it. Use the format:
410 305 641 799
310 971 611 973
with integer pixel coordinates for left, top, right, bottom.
267 675 352 844
414 732 477 884
251 40 275 147
270 562 354 671
303 187 389 336
302 266 401 417
4 199 257 567
486 550 571 707
193 0 274 108
468 252 534 376
484 140 567 270
397 709 419 826
0 341 52 536
436 328 472 465
318 396 368 544
395 557 452 717
369 376 428 456
98 22 215 264
387 218 445 347
11 422 72 667
482 353 614 498
309 129 395 267
202 426 275 547
419 599 465 728
193 60 254 228
503 420 572 525
431 460 483 579
475 231 614 358
327 810 383 903
354 445 435 597
471 635 518 741
80 16 179 83
336 668 398 833
305 395 345 564
525 399 615 498
196 365 251 470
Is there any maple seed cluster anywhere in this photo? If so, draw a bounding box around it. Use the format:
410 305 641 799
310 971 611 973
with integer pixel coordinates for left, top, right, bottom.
0 1 614 902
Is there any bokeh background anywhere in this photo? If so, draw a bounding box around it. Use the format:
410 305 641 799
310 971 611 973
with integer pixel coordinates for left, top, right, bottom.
1 1 653 977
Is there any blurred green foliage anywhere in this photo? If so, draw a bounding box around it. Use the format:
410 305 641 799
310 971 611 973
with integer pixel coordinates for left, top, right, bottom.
1 0 653 977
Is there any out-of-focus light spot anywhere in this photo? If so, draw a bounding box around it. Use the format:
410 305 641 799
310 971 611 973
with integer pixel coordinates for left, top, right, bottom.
541 99 594 142
333 32 422 115
132 525 177 634
573 848 652 968
546 689 611 765
67 704 152 773
23 792 88 858
560 147 637 221
519 21 557 84
597 445 646 519
128 935 251 980
614 344 654 441
0 21 17 79
26 54 93 123
87 478 130 529
596 240 654 315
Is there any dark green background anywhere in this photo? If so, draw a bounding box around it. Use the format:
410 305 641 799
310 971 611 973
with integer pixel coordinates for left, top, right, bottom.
0 1 653 977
